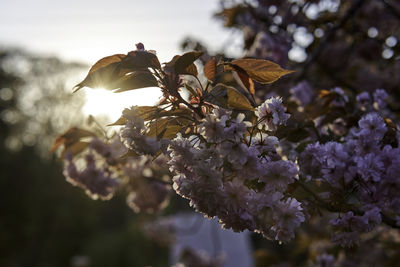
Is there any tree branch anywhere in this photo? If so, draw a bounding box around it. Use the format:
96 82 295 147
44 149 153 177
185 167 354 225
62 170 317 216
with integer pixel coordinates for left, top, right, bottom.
296 0 365 81
296 180 400 229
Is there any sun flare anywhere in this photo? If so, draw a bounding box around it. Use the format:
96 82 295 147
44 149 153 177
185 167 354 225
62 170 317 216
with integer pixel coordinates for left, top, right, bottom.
82 87 162 122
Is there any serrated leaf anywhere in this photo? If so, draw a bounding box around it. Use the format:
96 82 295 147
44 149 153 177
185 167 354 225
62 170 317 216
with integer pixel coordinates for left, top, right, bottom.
113 70 158 93
204 58 216 81
226 86 254 111
227 58 294 84
73 54 126 92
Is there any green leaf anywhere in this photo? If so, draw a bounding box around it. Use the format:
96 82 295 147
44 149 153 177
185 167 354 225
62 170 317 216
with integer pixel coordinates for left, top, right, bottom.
73 54 126 92
226 58 294 84
113 70 158 93
226 86 254 111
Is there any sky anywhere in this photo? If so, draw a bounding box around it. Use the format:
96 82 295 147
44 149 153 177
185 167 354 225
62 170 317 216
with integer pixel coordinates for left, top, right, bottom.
0 0 240 64
0 0 242 121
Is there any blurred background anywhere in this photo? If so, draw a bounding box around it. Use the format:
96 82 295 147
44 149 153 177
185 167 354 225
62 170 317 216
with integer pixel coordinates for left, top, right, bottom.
0 1 240 266
1 0 400 266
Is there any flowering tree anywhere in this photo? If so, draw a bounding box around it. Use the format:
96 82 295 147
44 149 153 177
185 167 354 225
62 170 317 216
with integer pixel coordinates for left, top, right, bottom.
53 0 400 265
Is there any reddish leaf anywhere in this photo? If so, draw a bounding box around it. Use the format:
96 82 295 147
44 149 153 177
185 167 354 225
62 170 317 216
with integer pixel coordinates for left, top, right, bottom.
165 51 203 76
204 58 217 81
61 141 90 158
236 71 255 95
107 116 127 126
113 70 158 93
226 58 294 84
215 6 245 27
51 127 96 152
121 50 161 70
73 54 126 92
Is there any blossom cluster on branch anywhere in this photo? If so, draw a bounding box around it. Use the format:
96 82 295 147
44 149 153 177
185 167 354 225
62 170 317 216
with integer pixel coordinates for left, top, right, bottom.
52 0 400 264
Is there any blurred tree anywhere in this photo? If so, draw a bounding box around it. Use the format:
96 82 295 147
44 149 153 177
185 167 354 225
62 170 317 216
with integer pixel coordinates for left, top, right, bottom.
0 49 168 267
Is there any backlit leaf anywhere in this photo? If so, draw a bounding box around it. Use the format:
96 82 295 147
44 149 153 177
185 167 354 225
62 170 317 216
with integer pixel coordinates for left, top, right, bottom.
146 117 189 139
121 50 161 70
73 54 126 92
113 70 158 93
61 141 90 158
165 51 203 76
204 84 228 108
226 86 254 111
107 116 127 126
163 125 184 139
51 127 96 152
236 71 255 95
204 58 216 81
226 58 294 84
146 118 171 137
138 106 163 121
175 51 203 73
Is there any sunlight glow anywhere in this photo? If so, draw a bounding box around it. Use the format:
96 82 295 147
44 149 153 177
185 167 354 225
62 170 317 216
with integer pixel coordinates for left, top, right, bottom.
82 87 162 122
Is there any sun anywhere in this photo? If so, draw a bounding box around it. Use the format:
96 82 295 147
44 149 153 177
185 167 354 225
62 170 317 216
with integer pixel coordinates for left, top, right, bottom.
82 87 162 122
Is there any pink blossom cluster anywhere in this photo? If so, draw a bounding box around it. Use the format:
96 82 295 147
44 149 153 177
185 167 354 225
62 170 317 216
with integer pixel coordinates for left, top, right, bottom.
168 104 304 241
300 112 400 246
63 137 124 200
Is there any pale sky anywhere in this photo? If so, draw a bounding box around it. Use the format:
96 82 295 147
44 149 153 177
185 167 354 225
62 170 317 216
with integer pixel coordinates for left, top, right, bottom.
0 0 241 64
0 0 243 121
